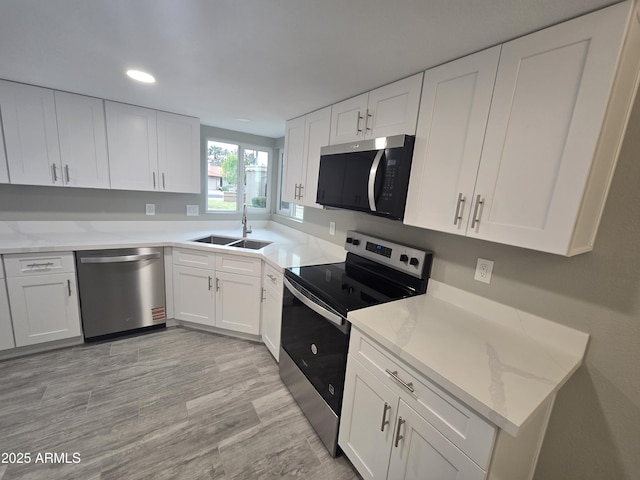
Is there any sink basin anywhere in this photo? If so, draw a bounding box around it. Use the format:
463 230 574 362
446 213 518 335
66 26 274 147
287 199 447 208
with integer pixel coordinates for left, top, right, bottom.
228 239 272 250
192 235 240 245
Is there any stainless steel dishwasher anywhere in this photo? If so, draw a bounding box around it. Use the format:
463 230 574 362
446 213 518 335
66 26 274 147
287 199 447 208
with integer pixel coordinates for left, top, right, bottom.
75 247 166 341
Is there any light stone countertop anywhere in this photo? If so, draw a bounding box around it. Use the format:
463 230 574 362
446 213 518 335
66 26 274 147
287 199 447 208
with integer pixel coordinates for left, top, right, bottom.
0 220 347 270
347 280 589 437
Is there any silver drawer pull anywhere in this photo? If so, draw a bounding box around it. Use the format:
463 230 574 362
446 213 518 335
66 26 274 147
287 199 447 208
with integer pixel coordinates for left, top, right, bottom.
453 193 465 226
471 194 484 229
27 262 54 268
380 402 391 432
386 369 415 393
267 273 277 282
394 417 405 448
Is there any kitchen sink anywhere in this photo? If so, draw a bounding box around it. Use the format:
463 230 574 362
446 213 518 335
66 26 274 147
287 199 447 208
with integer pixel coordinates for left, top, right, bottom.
192 235 240 245
227 239 272 250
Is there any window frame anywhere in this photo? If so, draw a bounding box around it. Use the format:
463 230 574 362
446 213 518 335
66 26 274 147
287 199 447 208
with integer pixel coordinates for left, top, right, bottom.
205 137 272 214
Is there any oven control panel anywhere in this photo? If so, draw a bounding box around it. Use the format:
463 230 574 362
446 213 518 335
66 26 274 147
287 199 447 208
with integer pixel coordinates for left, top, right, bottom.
345 230 431 278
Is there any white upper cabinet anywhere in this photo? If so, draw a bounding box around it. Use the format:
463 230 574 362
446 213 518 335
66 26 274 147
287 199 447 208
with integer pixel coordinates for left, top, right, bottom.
329 73 423 144
54 91 110 189
157 111 201 193
406 1 637 256
282 107 331 206
329 93 369 145
282 115 305 204
404 47 501 234
105 101 158 191
468 1 634 255
0 80 61 186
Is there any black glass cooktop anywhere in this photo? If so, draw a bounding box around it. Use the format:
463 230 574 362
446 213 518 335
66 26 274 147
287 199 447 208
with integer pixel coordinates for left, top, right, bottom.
285 254 426 317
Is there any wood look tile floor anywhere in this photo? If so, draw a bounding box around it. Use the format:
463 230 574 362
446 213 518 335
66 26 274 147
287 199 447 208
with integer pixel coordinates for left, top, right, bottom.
0 328 361 480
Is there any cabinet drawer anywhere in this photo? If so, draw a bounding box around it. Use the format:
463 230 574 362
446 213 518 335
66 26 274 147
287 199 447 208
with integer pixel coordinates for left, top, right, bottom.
263 263 283 295
349 328 496 469
4 252 75 277
173 247 216 269
216 254 261 277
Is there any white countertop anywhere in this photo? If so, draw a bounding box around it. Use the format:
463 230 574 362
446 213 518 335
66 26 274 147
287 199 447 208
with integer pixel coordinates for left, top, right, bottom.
347 280 589 437
0 220 346 270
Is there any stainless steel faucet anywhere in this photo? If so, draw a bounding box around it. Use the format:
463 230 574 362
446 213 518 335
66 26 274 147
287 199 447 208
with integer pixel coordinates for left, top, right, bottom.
242 204 252 238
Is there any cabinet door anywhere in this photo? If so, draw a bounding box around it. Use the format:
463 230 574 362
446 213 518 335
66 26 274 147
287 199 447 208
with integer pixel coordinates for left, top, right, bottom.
469 3 630 254
0 280 15 351
339 356 397 480
105 101 158 191
301 106 331 207
157 111 201 193
0 80 61 186
173 265 215 326
366 73 423 139
387 401 486 480
404 47 500 234
54 91 110 189
329 93 368 144
215 271 261 335
261 286 282 361
282 115 305 203
7 273 81 347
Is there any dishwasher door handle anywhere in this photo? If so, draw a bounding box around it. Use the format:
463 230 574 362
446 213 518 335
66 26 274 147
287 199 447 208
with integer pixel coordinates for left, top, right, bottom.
80 252 161 264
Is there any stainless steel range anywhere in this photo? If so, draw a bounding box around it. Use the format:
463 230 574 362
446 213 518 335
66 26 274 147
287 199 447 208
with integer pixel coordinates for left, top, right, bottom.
279 231 433 456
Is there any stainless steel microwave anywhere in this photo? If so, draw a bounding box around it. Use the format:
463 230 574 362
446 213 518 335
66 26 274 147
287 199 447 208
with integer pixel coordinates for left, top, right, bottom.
316 134 415 220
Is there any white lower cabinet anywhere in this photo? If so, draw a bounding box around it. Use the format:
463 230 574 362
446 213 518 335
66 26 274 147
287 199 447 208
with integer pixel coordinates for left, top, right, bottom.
340 329 495 480
173 264 215 326
3 252 81 347
172 249 262 336
215 271 261 335
261 263 283 361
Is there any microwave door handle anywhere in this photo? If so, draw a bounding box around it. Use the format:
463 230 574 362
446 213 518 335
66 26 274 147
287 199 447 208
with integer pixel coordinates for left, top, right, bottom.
368 149 384 211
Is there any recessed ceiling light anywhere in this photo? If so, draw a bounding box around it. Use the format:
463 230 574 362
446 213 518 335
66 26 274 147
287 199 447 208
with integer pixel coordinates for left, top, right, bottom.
126 69 156 84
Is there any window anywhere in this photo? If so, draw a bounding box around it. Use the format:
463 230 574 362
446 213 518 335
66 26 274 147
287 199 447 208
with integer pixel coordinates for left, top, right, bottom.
206 140 271 213
276 150 304 221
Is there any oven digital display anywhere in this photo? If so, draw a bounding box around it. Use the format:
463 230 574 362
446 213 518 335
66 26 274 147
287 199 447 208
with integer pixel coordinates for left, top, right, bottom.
366 241 392 258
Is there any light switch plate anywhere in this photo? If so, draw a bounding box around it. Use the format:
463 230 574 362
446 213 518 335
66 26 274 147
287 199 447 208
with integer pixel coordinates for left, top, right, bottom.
146 204 155 216
474 258 494 284
186 205 199 216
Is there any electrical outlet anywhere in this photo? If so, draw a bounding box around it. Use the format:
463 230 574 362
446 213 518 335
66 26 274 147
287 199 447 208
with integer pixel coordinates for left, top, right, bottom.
186 205 199 216
474 258 494 284
329 221 336 235
145 204 155 216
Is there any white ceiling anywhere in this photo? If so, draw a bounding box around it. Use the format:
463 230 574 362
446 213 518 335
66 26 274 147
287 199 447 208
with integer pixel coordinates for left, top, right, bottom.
0 0 620 138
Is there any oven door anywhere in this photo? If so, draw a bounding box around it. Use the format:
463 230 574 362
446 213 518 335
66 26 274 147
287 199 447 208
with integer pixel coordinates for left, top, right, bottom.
281 276 350 415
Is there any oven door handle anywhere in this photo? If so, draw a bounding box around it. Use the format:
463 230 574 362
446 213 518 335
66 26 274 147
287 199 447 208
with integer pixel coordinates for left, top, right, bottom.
284 277 345 327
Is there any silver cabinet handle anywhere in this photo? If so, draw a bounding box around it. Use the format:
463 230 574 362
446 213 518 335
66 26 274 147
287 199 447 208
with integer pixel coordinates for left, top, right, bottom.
162 173 165 190
65 164 70 183
261 287 266 302
367 149 384 212
153 172 156 189
52 164 58 182
394 417 406 448
453 193 466 226
298 184 304 200
67 279 72 296
356 111 363 134
470 194 485 229
267 273 277 282
295 184 300 200
216 278 220 292
386 369 415 393
80 252 160 264
380 402 391 432
27 262 54 268
208 276 212 291
365 109 373 133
